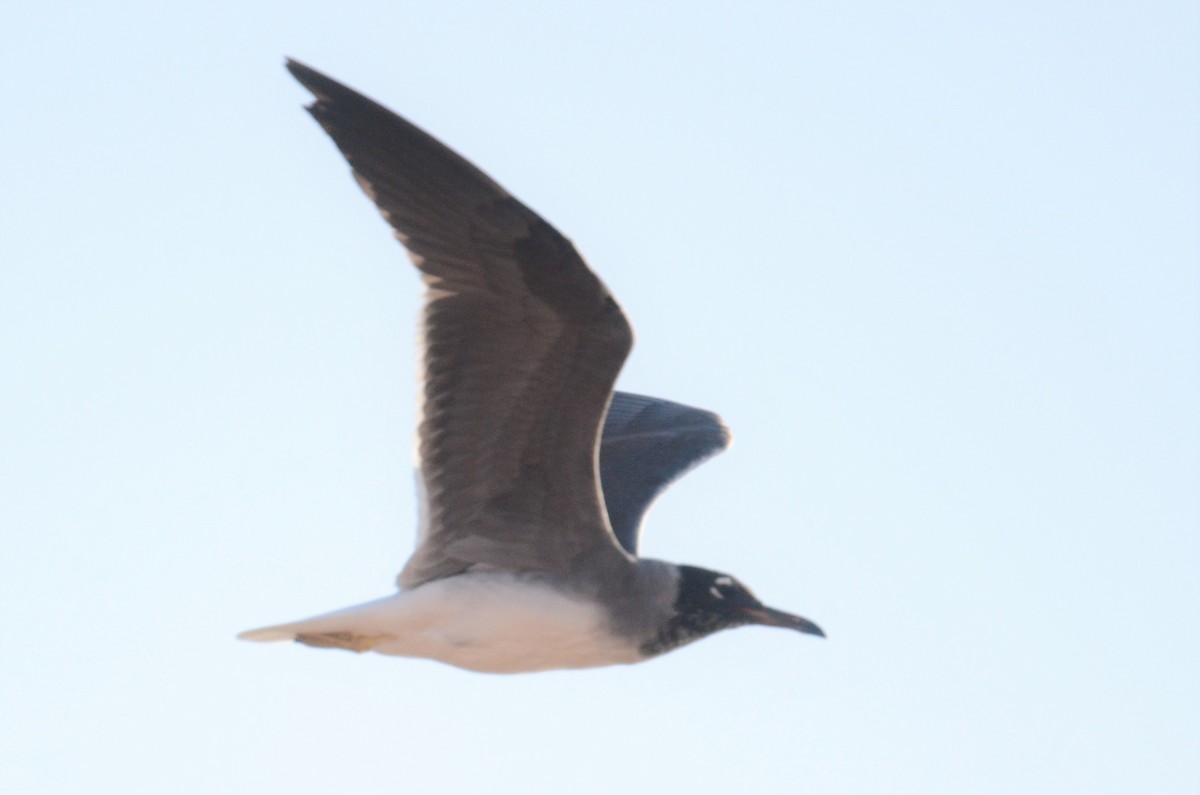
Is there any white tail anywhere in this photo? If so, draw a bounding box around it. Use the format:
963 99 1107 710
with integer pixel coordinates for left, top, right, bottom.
237 624 299 643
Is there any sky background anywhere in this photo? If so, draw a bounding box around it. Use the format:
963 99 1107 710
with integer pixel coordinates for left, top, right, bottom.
2 2 1198 793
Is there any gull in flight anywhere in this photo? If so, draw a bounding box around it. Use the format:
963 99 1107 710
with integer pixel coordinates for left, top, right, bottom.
239 60 824 673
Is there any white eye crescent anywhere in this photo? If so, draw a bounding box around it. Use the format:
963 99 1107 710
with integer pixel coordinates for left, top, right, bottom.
709 586 724 599
714 576 733 587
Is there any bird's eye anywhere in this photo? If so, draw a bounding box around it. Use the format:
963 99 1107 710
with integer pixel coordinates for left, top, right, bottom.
708 576 736 599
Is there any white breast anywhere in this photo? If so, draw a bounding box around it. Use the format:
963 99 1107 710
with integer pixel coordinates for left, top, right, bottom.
243 572 641 674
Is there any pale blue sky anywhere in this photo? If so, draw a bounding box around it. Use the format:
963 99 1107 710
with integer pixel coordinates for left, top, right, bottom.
2 2 1197 793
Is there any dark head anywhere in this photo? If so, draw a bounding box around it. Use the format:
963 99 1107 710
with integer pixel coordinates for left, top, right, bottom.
641 565 824 658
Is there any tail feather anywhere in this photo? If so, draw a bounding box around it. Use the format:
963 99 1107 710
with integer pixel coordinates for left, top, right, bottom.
238 594 407 651
237 624 299 643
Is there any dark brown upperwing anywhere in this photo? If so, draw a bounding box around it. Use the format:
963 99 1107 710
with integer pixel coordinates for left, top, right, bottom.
286 61 634 587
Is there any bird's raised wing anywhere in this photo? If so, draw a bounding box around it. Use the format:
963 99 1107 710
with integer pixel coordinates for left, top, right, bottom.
286 61 634 587
598 392 732 555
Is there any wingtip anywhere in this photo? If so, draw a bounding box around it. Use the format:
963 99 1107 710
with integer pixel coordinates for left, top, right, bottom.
283 56 311 79
716 416 734 450
283 58 338 102
285 60 358 137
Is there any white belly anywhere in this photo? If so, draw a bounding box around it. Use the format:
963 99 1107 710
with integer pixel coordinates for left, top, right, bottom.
239 573 641 674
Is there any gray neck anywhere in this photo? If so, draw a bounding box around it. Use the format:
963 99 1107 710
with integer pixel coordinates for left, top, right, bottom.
593 558 681 649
